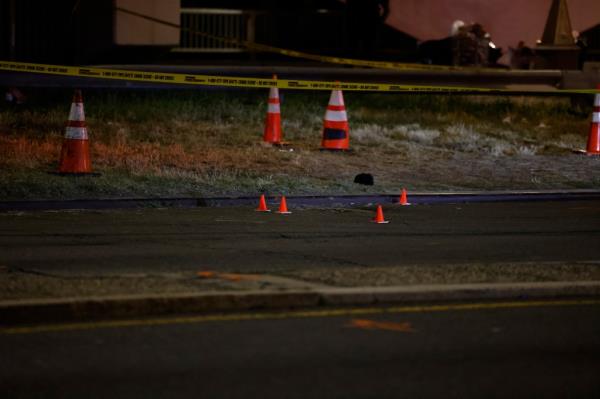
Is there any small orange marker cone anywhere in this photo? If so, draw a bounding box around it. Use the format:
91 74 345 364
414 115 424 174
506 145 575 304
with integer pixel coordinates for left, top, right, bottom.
58 89 94 174
276 196 292 214
255 194 271 212
398 188 411 206
585 85 600 155
197 271 216 279
263 74 283 145
372 205 389 224
321 86 350 151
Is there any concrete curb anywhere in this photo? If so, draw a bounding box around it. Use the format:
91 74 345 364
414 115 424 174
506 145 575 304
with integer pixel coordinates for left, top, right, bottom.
1 281 599 326
318 281 600 305
2 190 600 212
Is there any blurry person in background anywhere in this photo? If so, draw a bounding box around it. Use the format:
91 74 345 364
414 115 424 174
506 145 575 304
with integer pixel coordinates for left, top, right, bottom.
572 30 588 69
345 0 390 57
451 20 465 36
419 20 504 68
5 87 26 106
452 22 490 66
509 41 534 69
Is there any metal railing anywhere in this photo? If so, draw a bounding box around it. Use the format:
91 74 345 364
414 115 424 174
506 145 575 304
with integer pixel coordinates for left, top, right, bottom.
174 8 255 53
173 8 346 55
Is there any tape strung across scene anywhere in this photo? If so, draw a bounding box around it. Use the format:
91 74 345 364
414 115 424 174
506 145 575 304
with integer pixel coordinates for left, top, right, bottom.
111 5 600 85
116 6 461 73
4 8 597 94
2 60 599 94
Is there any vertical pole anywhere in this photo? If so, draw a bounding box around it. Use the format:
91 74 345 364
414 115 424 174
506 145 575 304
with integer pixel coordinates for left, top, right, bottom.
247 11 256 45
9 0 16 60
247 11 256 61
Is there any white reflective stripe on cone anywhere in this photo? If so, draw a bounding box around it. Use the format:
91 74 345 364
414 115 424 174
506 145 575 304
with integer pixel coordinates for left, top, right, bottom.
69 103 85 121
595 94 600 107
328 90 345 106
65 126 88 140
593 113 600 123
269 87 279 99
268 103 280 113
325 109 347 122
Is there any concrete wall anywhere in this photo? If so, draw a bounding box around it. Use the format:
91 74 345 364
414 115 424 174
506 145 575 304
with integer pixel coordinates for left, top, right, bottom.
115 0 180 45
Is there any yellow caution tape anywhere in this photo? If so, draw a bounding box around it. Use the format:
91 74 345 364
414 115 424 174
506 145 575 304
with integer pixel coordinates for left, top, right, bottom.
116 6 486 73
1 60 599 94
2 8 596 94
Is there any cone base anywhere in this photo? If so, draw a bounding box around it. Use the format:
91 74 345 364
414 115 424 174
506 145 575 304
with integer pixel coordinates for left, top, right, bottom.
58 139 92 174
372 220 390 224
49 172 101 177
573 149 600 156
271 142 292 147
398 203 412 206
255 209 271 212
319 148 353 152
262 139 282 145
276 211 292 214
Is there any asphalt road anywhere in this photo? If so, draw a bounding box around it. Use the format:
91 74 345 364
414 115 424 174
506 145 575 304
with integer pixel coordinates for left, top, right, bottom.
1 299 599 398
1 200 599 274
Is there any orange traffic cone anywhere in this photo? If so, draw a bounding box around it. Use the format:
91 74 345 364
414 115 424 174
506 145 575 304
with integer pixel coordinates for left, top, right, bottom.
263 74 283 145
585 85 600 155
58 89 93 174
276 196 292 214
398 188 411 206
372 205 389 224
256 194 271 212
321 87 350 151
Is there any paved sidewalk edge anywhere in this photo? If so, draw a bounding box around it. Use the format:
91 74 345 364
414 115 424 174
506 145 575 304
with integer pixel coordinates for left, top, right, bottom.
1 281 599 326
1 190 600 212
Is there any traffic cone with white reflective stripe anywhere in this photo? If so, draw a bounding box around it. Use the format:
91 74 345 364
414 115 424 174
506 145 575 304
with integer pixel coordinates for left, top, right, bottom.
321 87 350 151
263 75 283 145
58 90 93 174
585 86 600 155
